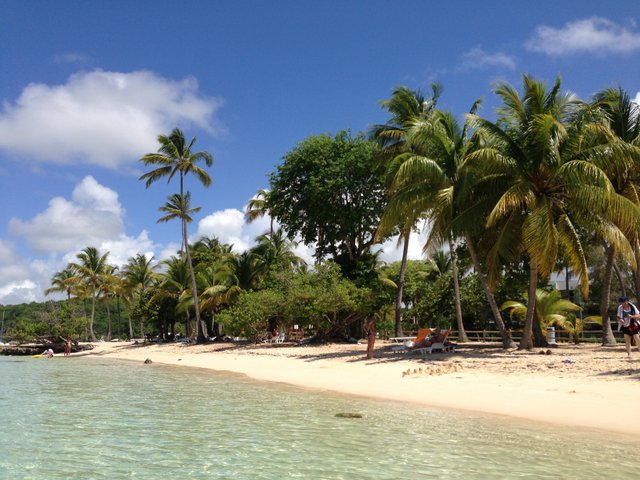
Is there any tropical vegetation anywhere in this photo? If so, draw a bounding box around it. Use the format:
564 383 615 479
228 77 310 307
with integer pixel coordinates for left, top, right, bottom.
4 76 640 351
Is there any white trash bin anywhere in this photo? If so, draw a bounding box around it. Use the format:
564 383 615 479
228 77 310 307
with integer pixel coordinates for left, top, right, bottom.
546 326 557 345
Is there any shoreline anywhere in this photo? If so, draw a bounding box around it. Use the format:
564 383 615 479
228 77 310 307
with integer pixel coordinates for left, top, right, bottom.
74 340 640 439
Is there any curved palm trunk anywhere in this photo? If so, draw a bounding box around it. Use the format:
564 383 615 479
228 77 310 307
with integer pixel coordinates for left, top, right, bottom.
465 234 515 348
518 261 538 350
600 244 617 346
394 230 410 337
449 238 468 342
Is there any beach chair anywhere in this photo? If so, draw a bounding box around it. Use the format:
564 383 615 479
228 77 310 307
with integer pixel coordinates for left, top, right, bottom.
270 332 285 344
391 328 432 353
418 330 456 355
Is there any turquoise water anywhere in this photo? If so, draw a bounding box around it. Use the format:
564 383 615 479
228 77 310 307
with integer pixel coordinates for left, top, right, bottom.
0 356 636 480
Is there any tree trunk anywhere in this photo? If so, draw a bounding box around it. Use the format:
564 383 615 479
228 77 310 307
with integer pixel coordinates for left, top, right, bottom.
633 241 640 302
128 313 134 340
465 234 515 348
184 218 205 343
449 238 468 342
105 299 112 341
394 230 410 337
365 317 376 360
532 303 548 348
518 261 538 350
89 287 97 341
600 243 617 346
612 263 626 298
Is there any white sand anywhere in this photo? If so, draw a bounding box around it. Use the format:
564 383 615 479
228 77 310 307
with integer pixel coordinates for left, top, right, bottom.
74 340 640 439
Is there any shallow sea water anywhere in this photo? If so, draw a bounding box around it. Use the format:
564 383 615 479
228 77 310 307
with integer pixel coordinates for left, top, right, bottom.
0 356 636 479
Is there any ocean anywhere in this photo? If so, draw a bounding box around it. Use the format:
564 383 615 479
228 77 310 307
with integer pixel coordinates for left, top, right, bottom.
0 356 636 479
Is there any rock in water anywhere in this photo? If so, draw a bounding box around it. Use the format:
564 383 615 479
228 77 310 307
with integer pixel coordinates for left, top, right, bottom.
335 412 363 418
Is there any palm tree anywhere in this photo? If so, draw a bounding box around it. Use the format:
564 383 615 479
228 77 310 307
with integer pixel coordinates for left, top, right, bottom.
153 256 193 337
157 192 205 339
501 288 582 339
140 128 213 343
123 253 158 340
590 87 640 345
371 84 441 337
45 266 78 300
251 228 306 274
245 189 274 236
98 264 119 341
377 105 491 342
69 246 110 341
468 75 628 349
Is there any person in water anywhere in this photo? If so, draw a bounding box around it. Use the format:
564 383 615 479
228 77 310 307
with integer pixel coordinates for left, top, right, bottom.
616 296 640 359
43 348 54 358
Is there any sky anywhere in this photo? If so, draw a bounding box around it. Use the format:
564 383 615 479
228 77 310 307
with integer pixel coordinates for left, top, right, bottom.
1 0 639 305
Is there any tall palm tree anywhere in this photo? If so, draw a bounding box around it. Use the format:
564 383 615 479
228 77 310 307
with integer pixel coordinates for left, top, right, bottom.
140 128 213 343
468 75 632 349
123 253 158 340
590 87 640 345
157 192 205 340
370 84 441 337
69 246 110 341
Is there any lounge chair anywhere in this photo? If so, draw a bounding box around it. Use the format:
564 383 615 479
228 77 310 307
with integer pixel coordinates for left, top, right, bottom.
270 332 285 344
416 330 456 355
391 328 432 353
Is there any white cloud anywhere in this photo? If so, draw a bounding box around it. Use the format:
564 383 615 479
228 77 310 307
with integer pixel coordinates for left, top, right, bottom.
525 17 640 55
0 70 224 169
52 52 90 64
9 176 125 254
634 92 640 105
195 208 269 253
459 48 516 71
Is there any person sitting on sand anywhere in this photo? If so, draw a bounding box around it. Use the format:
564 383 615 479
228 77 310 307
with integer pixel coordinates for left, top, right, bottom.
617 296 640 359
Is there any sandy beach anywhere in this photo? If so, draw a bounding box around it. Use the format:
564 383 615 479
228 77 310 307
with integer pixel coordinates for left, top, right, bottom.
75 339 640 439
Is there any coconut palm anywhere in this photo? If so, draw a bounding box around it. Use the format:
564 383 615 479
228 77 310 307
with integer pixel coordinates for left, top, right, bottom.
370 84 441 337
245 189 274 237
123 253 158 340
468 75 628 349
251 228 306 274
590 87 640 345
45 266 78 300
140 127 213 343
98 264 120 341
501 288 582 338
153 256 193 337
69 247 110 341
157 192 205 340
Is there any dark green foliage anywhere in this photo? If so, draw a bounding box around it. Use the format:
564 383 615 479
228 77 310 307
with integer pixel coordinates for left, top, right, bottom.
268 131 388 277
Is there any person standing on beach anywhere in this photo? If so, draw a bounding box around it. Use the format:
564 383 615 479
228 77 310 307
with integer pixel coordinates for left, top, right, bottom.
616 297 640 359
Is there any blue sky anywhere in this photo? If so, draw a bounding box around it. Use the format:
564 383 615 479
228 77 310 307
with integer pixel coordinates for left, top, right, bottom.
1 1 639 304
